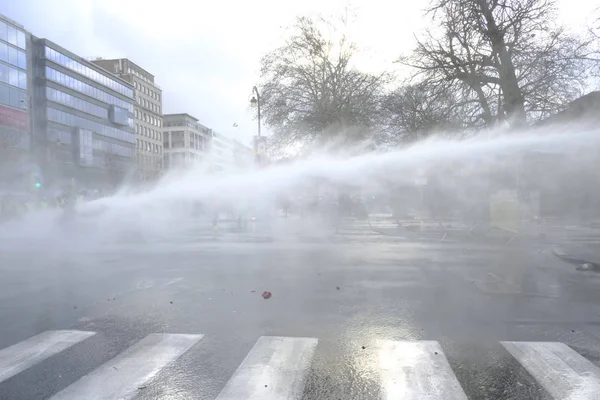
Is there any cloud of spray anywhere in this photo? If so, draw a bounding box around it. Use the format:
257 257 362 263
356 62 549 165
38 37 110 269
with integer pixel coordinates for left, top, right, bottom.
2 122 600 252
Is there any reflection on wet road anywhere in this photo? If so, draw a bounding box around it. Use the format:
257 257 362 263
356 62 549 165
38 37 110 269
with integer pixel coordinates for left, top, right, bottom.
1 241 600 399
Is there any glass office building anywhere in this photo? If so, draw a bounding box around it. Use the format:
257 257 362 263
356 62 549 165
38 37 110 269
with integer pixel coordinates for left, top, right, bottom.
32 38 135 187
0 15 30 153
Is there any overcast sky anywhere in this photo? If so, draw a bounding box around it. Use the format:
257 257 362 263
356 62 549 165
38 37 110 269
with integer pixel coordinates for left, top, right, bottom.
2 0 597 144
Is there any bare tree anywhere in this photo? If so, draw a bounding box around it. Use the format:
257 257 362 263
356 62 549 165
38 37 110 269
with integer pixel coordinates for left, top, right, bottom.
589 8 600 80
380 82 466 144
402 0 592 126
259 16 390 153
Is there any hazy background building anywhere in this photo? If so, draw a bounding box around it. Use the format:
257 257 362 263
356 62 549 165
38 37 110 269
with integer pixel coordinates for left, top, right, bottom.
205 132 254 173
232 139 253 169
92 58 163 181
208 131 235 172
31 39 135 188
0 15 32 191
162 113 211 170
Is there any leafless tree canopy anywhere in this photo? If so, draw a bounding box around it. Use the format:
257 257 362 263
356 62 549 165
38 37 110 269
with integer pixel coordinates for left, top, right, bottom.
400 0 593 127
256 6 599 152
380 82 465 144
259 16 389 153
589 8 600 80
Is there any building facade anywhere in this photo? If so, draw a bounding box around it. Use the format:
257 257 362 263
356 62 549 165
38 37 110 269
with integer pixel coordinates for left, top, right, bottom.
205 132 254 172
31 39 136 188
232 139 254 169
0 15 32 190
91 58 163 181
162 113 211 169
208 131 235 172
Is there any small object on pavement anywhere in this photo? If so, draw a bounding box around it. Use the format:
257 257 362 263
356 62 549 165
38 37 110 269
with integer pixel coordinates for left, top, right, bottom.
262 291 272 299
336 286 340 290
577 263 593 271
169 301 173 304
251 290 256 293
361 346 366 349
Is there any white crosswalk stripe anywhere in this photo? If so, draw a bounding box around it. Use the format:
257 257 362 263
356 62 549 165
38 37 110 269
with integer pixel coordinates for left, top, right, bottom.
3 330 600 399
215 336 318 400
0 330 95 384
502 341 600 400
49 333 202 400
378 340 467 400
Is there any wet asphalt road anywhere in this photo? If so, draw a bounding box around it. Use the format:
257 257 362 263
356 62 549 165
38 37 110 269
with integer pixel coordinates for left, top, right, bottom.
1 236 600 399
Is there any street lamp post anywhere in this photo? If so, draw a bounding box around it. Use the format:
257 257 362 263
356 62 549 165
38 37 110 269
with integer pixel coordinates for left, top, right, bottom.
250 86 261 137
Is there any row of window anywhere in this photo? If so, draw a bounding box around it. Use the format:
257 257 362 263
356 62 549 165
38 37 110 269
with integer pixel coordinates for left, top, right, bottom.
163 120 183 127
93 138 135 158
136 96 160 114
134 109 161 127
188 135 205 151
81 153 131 170
136 139 162 154
135 124 161 141
166 152 203 163
127 67 151 84
0 21 26 50
211 140 233 151
46 67 133 112
0 63 26 90
135 124 162 140
47 87 108 119
163 119 210 133
0 83 27 110
78 129 94 167
45 46 134 98
212 132 233 144
133 81 160 101
163 131 206 148
0 43 26 70
137 153 162 166
47 107 135 144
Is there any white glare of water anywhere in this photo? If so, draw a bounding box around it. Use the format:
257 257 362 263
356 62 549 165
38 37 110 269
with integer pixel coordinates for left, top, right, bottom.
1 124 599 252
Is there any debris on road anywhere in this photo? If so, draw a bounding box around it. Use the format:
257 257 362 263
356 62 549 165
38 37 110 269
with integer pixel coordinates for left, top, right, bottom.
577 263 593 271
262 291 272 299
336 286 340 290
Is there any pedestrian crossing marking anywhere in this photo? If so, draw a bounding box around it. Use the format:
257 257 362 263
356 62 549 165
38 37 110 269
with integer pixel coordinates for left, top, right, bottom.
2 331 600 399
502 341 600 400
49 333 202 400
0 330 95 384
215 336 318 400
378 340 468 400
